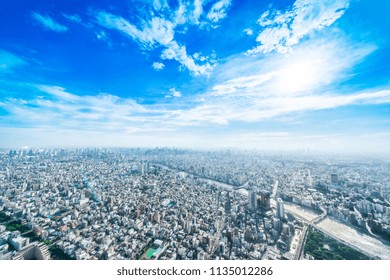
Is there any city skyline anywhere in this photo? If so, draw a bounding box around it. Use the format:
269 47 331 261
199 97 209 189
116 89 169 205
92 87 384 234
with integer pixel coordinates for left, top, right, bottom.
1 0 390 153
1 147 389 260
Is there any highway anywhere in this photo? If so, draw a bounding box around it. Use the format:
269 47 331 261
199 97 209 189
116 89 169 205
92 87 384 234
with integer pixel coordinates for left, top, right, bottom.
293 225 308 260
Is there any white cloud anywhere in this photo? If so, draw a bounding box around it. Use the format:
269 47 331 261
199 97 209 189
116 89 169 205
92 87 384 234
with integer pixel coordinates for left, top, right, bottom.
152 62 165 70
96 30 110 42
173 2 187 26
193 0 204 24
148 17 176 46
248 0 350 54
3 37 381 132
0 85 166 133
38 85 148 114
169 88 182 97
38 85 80 102
166 36 385 125
169 89 390 126
93 0 232 75
95 10 215 75
212 73 273 95
153 0 169 11
5 3 388 152
31 12 68 32
95 12 174 48
1 75 390 152
243 28 253 36
1 85 201 141
172 0 227 27
0 49 27 73
161 41 214 76
207 0 232 23
212 35 375 95
62 14 82 23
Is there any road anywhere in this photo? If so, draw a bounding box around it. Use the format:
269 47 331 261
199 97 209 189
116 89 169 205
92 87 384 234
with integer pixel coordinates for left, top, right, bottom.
283 204 326 259
293 225 308 260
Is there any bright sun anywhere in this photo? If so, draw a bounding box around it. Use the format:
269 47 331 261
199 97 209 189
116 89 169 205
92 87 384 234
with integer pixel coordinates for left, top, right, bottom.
277 59 321 93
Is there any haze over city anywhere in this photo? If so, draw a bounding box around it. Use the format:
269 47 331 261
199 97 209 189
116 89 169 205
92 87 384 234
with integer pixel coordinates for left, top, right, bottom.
0 0 389 153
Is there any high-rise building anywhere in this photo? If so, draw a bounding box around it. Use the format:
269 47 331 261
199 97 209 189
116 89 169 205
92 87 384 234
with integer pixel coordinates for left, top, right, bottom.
260 191 271 210
225 192 232 213
219 242 225 255
272 217 281 231
276 198 285 219
248 188 257 211
137 162 143 175
145 162 150 174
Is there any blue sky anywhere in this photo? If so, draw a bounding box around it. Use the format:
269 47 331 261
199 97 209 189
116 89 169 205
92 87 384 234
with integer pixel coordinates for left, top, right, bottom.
0 0 389 153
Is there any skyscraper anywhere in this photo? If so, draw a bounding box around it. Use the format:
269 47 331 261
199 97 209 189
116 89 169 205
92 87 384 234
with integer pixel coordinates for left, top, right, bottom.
276 198 285 219
260 191 271 210
225 192 232 213
248 187 257 212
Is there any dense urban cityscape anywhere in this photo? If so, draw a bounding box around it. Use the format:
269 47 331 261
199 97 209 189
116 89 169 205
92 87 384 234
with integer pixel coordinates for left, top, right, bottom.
1 148 389 260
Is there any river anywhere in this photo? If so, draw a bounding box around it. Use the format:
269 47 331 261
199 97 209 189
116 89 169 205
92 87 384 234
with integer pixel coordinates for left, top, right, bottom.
316 218 390 259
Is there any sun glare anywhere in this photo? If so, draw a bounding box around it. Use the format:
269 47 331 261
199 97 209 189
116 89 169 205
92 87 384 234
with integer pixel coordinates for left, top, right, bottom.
277 59 320 93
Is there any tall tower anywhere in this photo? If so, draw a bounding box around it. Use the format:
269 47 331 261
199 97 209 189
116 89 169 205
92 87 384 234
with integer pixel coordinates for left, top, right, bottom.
138 162 145 175
248 187 257 212
145 162 150 174
276 198 285 219
225 192 232 213
260 191 271 210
